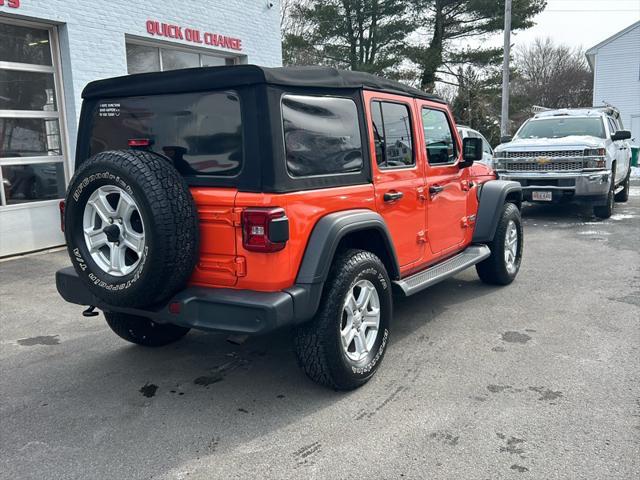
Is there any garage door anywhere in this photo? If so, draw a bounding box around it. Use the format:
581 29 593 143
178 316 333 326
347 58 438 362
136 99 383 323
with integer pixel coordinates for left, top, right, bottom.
0 19 68 257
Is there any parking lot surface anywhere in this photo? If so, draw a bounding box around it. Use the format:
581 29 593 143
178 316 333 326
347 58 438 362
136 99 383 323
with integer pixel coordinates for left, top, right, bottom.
1 184 639 480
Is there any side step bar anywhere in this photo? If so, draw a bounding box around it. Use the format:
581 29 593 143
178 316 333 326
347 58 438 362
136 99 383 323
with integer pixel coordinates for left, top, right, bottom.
393 245 491 296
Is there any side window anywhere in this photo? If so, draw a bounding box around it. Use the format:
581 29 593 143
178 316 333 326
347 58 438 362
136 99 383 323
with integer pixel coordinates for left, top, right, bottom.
422 108 457 165
282 95 363 177
371 100 414 169
607 117 618 135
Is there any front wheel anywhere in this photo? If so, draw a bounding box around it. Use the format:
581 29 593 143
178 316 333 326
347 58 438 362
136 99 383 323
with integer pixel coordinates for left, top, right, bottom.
476 202 523 285
594 171 615 219
614 168 630 203
293 249 392 390
104 311 190 347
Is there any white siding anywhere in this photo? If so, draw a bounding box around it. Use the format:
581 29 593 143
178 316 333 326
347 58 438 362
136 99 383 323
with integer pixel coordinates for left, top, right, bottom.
592 23 640 145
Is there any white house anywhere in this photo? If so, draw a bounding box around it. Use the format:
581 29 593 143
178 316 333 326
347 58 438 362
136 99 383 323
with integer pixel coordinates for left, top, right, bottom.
586 21 640 146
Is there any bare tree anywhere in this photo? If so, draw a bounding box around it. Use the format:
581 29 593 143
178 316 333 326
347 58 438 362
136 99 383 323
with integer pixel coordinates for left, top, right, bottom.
512 37 593 123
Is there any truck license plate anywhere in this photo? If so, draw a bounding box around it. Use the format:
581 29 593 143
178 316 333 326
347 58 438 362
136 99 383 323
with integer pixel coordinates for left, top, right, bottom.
532 191 553 201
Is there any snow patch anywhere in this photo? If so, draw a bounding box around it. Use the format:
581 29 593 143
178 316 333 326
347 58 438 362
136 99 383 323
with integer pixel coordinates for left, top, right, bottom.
578 230 611 236
609 214 636 221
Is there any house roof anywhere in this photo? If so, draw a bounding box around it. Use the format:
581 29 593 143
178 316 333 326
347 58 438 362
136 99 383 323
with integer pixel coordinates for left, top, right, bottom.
586 20 640 70
82 64 446 103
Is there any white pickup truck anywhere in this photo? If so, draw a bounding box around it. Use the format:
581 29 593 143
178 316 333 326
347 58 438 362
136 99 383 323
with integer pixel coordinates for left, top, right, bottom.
494 107 632 218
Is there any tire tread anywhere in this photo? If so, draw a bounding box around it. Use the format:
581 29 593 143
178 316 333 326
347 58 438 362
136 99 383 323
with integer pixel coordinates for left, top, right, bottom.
293 249 389 390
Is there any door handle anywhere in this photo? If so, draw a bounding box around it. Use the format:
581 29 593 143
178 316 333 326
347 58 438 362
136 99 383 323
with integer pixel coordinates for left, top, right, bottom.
383 191 404 202
429 185 445 195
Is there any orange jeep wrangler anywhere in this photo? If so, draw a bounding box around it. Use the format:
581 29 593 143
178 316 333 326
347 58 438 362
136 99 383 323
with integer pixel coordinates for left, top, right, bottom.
56 65 523 390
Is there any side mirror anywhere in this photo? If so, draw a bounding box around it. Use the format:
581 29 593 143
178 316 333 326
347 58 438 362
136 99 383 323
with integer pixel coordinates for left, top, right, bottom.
500 135 513 144
460 137 483 168
611 130 631 141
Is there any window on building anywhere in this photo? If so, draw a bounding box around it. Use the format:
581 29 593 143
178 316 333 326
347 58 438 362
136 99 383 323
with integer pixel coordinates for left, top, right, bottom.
125 42 237 74
371 101 414 169
282 95 363 177
422 108 457 165
0 21 66 206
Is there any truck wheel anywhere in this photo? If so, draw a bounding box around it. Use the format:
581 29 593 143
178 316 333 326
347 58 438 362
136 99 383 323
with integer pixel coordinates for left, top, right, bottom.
64 150 198 308
293 249 392 390
614 169 630 203
594 171 615 219
104 311 190 347
476 202 523 285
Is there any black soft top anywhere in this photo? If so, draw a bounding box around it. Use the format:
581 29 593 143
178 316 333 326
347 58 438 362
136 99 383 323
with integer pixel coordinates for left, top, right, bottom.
82 64 445 103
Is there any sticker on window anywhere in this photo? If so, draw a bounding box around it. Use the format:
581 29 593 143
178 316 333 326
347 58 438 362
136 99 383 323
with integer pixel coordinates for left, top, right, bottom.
98 103 120 117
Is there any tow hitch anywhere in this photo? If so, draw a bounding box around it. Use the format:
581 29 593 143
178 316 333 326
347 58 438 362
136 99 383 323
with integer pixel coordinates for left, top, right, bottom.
82 306 99 317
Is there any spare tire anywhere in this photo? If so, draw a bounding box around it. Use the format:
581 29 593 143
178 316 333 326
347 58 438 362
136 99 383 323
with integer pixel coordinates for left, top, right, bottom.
64 149 199 308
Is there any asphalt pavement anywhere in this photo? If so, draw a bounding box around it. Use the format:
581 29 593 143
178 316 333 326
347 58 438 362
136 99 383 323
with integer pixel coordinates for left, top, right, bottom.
1 184 639 479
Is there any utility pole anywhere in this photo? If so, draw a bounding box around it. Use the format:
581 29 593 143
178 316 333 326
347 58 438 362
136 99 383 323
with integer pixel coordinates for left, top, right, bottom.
500 0 512 138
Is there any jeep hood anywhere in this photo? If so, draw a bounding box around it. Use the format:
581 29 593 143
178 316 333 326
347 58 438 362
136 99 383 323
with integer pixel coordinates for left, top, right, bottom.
496 136 605 152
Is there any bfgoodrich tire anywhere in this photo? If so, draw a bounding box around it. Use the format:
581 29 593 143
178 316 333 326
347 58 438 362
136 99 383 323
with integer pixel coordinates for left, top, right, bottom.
64 150 198 308
104 311 190 347
476 202 523 285
293 249 392 390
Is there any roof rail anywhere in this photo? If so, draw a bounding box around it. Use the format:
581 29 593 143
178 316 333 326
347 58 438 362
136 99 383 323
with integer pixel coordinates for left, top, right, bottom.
531 105 552 113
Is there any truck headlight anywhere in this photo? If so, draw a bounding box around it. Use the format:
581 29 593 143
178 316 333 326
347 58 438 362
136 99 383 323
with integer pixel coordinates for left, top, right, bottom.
584 148 605 157
585 158 606 169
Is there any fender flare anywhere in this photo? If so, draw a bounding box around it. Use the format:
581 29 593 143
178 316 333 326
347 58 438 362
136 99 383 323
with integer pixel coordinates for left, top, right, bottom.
295 209 400 285
472 180 522 243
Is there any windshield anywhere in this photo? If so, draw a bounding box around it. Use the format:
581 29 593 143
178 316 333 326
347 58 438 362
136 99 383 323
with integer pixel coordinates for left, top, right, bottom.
516 117 605 140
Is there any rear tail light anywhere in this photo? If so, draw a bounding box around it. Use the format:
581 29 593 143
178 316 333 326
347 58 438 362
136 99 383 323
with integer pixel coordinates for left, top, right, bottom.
242 207 289 252
59 200 65 232
128 138 151 148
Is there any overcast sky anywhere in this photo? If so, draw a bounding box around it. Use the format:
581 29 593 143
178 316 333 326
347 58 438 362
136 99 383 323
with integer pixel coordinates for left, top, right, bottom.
509 0 640 51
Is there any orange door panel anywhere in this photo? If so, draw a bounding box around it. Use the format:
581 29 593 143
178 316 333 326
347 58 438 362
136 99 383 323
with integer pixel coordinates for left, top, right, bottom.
425 167 467 253
417 103 469 255
364 92 426 267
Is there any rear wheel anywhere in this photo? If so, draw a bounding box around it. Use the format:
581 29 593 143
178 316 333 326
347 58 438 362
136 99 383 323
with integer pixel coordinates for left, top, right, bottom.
476 202 523 285
104 311 190 347
293 249 392 390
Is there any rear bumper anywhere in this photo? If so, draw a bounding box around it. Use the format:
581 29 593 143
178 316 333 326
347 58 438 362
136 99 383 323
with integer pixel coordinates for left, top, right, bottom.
497 171 611 204
56 267 322 335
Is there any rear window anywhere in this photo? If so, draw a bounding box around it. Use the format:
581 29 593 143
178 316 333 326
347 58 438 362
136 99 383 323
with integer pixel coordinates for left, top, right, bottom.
282 95 363 177
89 91 243 176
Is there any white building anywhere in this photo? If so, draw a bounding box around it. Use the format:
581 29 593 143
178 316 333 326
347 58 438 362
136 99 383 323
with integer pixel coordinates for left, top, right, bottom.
586 20 640 147
0 1 282 257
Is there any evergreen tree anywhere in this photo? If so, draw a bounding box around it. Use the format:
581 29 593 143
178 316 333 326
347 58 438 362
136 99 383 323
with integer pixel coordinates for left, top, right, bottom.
282 0 416 76
410 0 546 91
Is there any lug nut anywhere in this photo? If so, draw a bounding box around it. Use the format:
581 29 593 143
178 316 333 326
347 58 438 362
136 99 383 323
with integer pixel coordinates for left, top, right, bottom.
109 218 114 224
